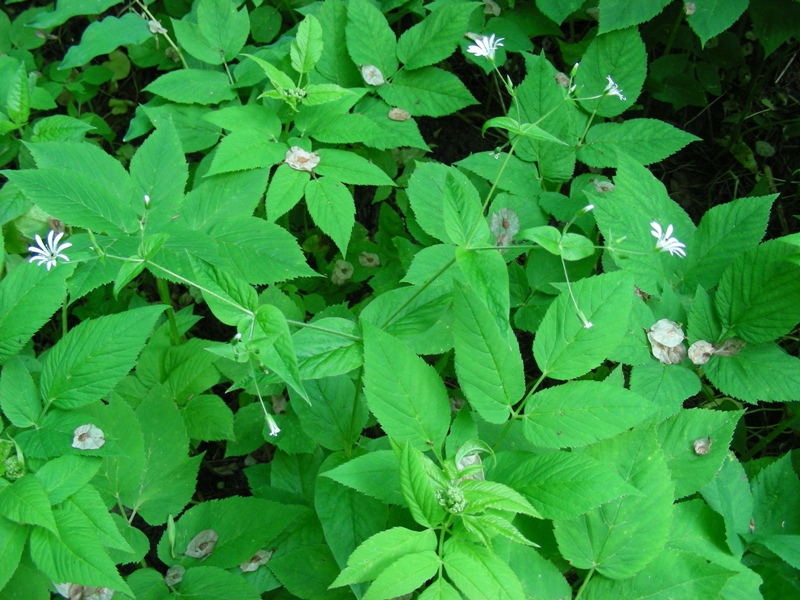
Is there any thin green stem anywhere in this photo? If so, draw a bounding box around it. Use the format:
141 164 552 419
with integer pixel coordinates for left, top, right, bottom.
574 567 596 600
134 0 188 70
345 366 364 457
741 410 800 461
286 319 361 342
61 297 68 338
156 278 182 345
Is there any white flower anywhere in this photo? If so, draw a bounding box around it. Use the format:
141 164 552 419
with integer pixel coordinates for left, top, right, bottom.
148 19 167 35
648 319 685 347
331 260 354 285
688 340 715 365
144 194 151 207
72 424 105 450
285 146 320 172
185 529 218 560
604 75 627 101
361 65 385 86
28 230 72 271
240 549 273 572
266 414 281 437
359 252 380 268
467 34 504 61
650 221 686 257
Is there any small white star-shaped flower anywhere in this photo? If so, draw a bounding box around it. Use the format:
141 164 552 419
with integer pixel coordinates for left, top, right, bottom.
650 221 686 257
604 75 627 101
467 34 504 61
28 230 72 271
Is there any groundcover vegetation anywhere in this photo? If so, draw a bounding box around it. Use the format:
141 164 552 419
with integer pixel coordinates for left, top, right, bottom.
1 0 800 598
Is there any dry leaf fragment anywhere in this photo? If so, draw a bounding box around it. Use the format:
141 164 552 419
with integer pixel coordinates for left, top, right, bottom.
388 108 410 121
239 549 273 572
185 529 219 560
165 565 185 586
72 424 105 450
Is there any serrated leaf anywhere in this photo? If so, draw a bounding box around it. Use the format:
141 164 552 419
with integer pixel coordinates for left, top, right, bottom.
630 362 701 422
700 455 752 557
182 395 235 441
553 426 674 579
715 240 800 344
578 119 699 168
453 282 523 424
60 13 151 70
198 0 250 63
65 486 132 552
461 480 541 517
266 163 310 221
173 565 261 599
332 527 437 587
206 131 287 176
323 450 404 506
294 319 362 381
254 304 308 402
0 475 57 533
399 443 446 528
442 172 486 246
378 67 477 117
34 455 101 505
362 322 451 452
143 70 236 105
493 450 641 520
305 177 355 256
657 408 743 498
443 537 525 600
522 380 656 448
292 375 367 451
364 550 440 600
683 195 775 290
314 149 395 186
575 27 647 117
291 14 323 74
190 257 257 326
39 306 164 409
269 544 350 599
0 356 42 427
750 453 800 536
0 516 27 591
533 271 634 380
535 0 584 24
345 0 398 79
29 508 132 594
397 2 479 70
597 0 672 33
687 0 749 46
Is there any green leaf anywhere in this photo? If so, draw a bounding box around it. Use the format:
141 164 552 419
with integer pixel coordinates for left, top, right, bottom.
575 27 647 117
254 304 308 402
106 513 149 565
0 475 57 533
291 14 323 74
553 426 674 579
183 169 269 231
6 63 30 126
0 516 27 591
156 496 303 569
494 538 572 600
323 450 404 506
315 149 395 186
535 0 584 24
597 0 672 33
493 450 641 520
60 13 151 70
630 362 701 422
0 262 70 366
198 0 250 63
316 453 388 578
305 177 355 256
417 578 462 600
408 162 476 243
687 0 749 46
141 103 221 153
399 442 446 528
461 480 541 517
522 380 656 448
378 67 477 117
455 248 511 340
750 454 800 536
292 375 367 451
210 216 317 285
453 282 523 424
533 271 634 380
130 116 187 225
578 119 699 168
182 395 235 441
442 172 486 246
582 547 735 599
65 486 133 552
657 408 743 499
715 240 800 344
39 306 164 409
702 459 752 560
29 0 123 29
364 550 440 600
243 53 297 93
332 527 437 587
362 322 451 452
172 18 222 65
143 70 236 105
34 455 101 505
593 154 695 294
0 356 42 427
266 163 310 221
396 2 479 70
682 195 775 290
190 257 257 326
345 0 398 79
206 131 286 176
294 318 362 381
316 0 362 86
443 537 525 600
483 116 568 146
172 565 260 599
269 544 351 600
29 508 132 595
750 0 800 56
